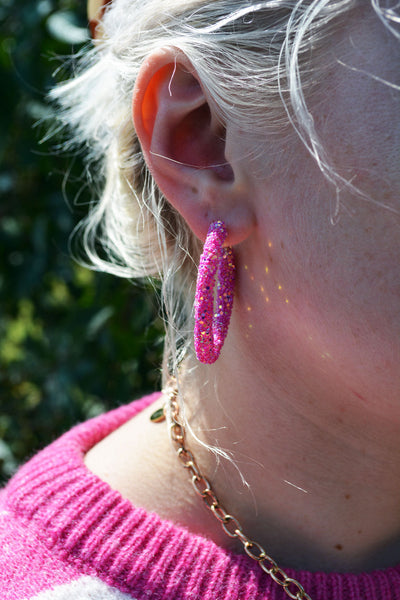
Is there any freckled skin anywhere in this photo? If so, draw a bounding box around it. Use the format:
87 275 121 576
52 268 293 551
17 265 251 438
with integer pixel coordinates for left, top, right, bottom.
243 6 400 421
212 5 400 571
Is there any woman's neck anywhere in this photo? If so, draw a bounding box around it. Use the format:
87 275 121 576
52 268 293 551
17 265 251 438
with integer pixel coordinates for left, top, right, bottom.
85 324 400 574
182 336 400 572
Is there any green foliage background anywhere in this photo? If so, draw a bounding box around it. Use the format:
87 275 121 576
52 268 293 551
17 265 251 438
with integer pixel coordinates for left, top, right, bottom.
0 0 163 482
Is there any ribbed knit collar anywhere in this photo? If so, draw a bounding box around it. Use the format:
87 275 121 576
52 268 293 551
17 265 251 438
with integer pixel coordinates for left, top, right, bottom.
5 393 400 600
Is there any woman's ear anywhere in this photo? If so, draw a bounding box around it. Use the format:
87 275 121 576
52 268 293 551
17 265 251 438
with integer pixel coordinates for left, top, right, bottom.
132 49 255 244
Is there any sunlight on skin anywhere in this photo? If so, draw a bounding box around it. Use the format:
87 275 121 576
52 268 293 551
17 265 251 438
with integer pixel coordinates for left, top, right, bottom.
241 246 337 363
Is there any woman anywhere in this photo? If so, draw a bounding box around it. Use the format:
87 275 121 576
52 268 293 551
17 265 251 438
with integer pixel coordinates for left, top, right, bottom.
1 0 399 598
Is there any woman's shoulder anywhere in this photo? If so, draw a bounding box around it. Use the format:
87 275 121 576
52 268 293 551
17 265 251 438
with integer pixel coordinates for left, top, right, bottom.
84 393 169 501
0 393 164 599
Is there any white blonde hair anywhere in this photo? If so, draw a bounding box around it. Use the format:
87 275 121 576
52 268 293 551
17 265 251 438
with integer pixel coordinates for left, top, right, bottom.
51 0 398 384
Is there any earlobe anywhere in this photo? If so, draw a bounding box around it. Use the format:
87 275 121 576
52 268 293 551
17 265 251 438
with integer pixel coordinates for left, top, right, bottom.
132 49 254 245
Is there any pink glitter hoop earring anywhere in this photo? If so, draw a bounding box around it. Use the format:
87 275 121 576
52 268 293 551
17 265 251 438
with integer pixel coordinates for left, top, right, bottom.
194 221 236 364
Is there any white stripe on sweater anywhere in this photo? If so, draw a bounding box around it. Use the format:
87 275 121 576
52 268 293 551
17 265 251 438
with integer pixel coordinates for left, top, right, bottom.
28 576 135 599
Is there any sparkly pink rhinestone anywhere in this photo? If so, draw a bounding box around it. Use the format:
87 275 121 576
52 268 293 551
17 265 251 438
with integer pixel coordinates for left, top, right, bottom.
194 221 235 364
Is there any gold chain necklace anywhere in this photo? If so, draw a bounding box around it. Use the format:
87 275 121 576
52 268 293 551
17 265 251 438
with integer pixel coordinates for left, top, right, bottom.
151 380 312 600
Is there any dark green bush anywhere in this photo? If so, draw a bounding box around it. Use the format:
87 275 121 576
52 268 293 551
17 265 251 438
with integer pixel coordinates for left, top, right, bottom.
0 0 163 482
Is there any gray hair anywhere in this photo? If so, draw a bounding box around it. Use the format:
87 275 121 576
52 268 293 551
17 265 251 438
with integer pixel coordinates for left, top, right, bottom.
50 0 398 384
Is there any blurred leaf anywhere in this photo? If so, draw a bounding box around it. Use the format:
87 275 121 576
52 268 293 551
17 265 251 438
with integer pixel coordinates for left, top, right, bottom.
46 10 89 44
87 306 115 339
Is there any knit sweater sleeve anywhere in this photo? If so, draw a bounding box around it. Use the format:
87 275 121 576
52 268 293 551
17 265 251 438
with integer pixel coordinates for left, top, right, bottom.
0 489 134 600
0 395 160 600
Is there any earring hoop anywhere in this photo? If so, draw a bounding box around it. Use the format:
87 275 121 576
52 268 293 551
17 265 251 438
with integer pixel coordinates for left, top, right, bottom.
194 221 235 364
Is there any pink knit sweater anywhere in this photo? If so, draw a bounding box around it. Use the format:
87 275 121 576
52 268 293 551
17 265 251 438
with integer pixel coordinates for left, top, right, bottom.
1 393 400 600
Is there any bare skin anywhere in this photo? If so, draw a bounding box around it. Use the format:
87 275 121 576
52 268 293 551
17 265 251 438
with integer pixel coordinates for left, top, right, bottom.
85 5 400 573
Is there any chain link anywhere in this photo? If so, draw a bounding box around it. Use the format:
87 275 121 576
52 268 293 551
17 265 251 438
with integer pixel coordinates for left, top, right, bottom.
163 383 312 600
